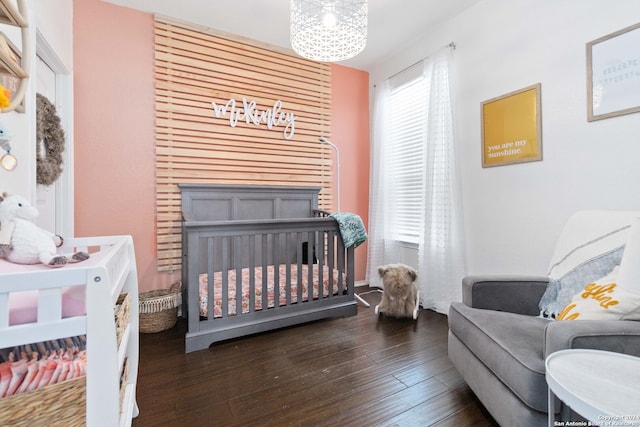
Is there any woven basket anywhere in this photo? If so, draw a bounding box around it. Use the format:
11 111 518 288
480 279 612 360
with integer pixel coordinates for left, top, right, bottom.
120 357 129 408
0 375 86 427
115 293 131 346
0 292 132 426
139 281 182 333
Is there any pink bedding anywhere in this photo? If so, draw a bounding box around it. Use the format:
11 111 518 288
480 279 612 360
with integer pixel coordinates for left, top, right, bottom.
199 264 343 317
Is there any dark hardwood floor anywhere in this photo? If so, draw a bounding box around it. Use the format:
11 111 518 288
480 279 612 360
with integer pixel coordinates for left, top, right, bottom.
132 288 498 426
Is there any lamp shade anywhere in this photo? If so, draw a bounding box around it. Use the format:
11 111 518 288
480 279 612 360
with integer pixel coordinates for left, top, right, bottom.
290 0 367 62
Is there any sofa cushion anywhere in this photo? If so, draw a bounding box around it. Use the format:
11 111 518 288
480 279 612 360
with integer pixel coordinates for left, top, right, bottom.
448 302 551 412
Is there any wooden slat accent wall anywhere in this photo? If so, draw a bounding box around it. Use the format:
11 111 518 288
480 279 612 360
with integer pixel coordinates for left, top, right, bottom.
155 17 333 272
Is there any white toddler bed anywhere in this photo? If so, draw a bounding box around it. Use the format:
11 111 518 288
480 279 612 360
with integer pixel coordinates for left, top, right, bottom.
0 235 139 427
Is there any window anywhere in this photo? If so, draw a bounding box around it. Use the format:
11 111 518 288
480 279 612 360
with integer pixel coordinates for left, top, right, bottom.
386 64 426 244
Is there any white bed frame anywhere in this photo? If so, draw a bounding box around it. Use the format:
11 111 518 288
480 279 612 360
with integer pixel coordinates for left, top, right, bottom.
0 235 139 426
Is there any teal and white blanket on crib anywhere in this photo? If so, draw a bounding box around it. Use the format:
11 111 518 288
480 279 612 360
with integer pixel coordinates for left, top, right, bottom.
330 212 368 248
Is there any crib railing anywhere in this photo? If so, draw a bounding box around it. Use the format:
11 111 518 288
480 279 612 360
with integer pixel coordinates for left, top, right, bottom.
181 217 355 348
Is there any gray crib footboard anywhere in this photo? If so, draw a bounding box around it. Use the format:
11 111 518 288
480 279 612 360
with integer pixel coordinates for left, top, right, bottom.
182 217 357 353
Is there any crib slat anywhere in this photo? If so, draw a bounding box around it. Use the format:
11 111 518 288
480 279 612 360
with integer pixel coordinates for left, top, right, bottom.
261 234 268 311
235 235 242 316
301 231 308 302
337 235 346 294
222 236 229 318
285 233 291 306
309 232 314 302
328 233 335 293
273 233 279 308
318 231 325 299
248 234 255 313
295 232 309 304
347 245 355 297
207 238 215 320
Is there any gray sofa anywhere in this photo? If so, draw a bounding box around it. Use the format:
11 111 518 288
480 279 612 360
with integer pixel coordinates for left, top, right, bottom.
448 211 640 426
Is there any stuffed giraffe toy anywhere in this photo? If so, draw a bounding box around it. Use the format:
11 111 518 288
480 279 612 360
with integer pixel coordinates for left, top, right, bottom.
0 192 88 267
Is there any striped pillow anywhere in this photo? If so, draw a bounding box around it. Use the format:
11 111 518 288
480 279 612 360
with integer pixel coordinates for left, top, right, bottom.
539 210 639 318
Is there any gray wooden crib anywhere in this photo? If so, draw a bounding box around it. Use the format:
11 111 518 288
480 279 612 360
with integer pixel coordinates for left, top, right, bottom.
179 184 357 353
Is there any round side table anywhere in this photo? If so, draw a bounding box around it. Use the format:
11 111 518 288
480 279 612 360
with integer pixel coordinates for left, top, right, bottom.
546 349 640 426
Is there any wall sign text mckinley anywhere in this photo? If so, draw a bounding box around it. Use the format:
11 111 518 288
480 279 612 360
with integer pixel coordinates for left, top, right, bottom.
211 98 296 139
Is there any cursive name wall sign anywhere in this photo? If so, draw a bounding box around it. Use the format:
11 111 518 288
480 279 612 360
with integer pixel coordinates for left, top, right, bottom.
211 97 296 140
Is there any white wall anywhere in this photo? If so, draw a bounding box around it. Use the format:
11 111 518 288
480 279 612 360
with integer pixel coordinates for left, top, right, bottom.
369 0 640 277
34 0 73 71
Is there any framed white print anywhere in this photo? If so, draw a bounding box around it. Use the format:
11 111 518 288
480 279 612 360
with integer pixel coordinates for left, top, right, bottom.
587 22 640 121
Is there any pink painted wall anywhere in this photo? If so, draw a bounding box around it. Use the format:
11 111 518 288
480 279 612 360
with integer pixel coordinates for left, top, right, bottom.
330 64 370 282
74 0 370 291
73 0 179 291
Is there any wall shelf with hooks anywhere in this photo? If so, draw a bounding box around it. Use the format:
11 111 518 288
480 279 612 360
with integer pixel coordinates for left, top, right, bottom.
0 0 26 28
0 33 26 78
0 0 29 113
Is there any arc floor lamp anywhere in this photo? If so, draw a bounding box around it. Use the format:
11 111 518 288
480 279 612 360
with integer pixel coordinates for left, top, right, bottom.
319 136 370 307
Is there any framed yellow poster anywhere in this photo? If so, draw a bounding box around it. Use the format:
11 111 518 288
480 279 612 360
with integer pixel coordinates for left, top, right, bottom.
481 83 542 168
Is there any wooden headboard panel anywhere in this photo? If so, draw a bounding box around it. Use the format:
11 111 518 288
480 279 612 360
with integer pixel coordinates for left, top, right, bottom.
178 184 320 222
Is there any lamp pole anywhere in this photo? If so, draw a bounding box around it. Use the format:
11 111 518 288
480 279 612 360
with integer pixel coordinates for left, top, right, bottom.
319 137 340 212
319 136 370 308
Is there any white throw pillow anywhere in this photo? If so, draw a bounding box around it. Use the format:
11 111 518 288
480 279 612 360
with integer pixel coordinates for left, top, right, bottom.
547 210 638 279
539 210 640 318
558 266 640 321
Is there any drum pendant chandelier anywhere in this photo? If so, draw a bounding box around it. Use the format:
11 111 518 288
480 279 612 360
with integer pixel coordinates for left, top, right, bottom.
290 0 368 62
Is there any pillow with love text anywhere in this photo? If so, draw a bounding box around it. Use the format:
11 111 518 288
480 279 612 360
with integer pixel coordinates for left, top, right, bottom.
557 266 640 321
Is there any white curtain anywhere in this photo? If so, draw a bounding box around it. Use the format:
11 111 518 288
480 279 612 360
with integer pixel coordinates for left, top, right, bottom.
366 48 467 313
365 81 391 288
417 49 467 313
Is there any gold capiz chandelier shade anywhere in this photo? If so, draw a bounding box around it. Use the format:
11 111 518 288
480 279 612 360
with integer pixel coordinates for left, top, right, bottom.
290 0 368 62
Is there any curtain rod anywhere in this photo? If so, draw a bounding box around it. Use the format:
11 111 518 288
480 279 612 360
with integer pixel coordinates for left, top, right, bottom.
385 41 456 82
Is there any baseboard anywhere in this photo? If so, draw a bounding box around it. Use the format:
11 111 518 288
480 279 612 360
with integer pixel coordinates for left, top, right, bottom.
355 280 382 289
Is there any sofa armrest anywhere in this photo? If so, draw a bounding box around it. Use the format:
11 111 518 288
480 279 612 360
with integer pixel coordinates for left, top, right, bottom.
462 275 549 315
544 320 640 357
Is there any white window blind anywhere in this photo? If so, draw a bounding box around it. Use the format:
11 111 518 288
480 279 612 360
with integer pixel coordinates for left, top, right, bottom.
387 64 426 244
